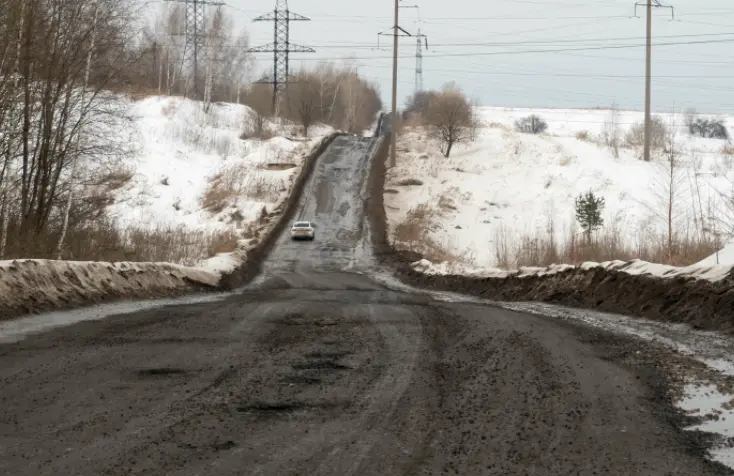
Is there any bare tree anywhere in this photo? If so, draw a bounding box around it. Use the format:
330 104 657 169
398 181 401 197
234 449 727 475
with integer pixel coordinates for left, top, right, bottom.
56 0 101 259
641 118 687 261
425 83 473 158
0 0 141 258
285 71 321 136
243 83 272 138
602 102 622 158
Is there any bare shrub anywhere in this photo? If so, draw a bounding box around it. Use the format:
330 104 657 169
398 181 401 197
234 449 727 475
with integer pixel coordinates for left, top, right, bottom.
201 184 235 214
392 203 467 263
575 130 591 142
514 115 548 134
689 117 729 139
602 103 622 158
96 165 135 192
625 116 667 150
201 166 246 213
243 174 281 202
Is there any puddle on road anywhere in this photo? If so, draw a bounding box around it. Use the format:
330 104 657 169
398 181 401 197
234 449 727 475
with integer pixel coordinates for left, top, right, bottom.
0 292 231 344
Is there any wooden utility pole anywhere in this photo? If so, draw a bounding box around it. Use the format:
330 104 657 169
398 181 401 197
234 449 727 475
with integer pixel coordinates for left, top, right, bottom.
390 0 399 168
643 0 652 162
635 0 673 162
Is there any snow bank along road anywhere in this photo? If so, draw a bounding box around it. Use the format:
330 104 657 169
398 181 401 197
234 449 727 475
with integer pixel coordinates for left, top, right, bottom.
0 135 729 475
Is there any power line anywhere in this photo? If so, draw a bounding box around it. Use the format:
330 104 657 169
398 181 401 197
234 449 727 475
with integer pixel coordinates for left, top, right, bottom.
296 31 734 49
278 37 734 62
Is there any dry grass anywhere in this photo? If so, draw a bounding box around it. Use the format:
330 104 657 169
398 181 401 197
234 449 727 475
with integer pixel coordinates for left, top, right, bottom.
120 226 239 266
722 145 734 156
575 130 592 142
3 218 239 266
392 203 469 263
488 122 511 131
243 174 282 202
93 164 135 192
202 165 281 213
493 220 721 269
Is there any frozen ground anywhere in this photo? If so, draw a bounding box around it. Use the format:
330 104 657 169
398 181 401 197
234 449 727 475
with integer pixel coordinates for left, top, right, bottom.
376 269 734 470
386 106 734 269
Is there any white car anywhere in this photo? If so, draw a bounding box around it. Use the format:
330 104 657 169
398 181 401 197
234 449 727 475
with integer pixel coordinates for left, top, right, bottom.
290 221 315 240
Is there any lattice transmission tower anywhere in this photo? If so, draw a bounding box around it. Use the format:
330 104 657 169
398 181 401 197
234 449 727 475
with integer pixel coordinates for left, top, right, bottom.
414 29 428 94
248 0 315 116
166 0 224 98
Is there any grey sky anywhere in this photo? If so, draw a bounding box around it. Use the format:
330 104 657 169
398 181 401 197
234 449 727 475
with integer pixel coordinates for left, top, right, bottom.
203 0 734 113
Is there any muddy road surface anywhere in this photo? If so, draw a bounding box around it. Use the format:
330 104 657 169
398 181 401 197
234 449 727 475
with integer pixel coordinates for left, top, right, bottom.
0 135 727 475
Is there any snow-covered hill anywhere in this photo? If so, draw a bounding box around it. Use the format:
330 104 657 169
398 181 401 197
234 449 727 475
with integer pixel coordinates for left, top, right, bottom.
387 106 734 269
107 96 330 234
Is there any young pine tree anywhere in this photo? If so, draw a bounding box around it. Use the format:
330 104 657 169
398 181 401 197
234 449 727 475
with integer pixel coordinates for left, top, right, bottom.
575 191 605 242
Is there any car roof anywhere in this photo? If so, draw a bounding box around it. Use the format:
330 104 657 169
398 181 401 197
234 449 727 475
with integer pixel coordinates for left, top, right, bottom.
293 221 312 226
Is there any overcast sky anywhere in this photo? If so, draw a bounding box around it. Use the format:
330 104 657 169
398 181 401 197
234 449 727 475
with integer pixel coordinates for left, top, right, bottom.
163 0 734 113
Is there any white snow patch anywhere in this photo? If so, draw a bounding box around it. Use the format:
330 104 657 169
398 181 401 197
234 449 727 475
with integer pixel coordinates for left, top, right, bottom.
699 241 734 267
679 384 734 468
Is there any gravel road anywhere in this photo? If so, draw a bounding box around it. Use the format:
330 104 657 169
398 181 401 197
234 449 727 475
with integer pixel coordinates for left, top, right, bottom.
0 134 728 475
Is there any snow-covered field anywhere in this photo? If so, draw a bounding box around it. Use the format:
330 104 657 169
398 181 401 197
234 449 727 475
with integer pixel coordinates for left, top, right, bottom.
386 106 734 269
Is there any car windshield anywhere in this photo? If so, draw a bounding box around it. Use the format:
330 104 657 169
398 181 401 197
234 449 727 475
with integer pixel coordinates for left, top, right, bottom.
293 222 311 228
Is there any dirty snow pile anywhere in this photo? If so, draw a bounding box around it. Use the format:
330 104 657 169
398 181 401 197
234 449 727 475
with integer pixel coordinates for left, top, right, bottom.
0 258 220 320
411 257 734 283
386 106 734 270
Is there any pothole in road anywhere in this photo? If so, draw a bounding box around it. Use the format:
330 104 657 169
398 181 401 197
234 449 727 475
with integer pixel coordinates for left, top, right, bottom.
291 360 352 371
280 375 323 385
236 400 349 415
136 367 188 377
304 350 352 359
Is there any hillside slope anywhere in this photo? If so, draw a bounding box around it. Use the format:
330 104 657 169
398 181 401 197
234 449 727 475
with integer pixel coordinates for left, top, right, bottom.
387 106 733 270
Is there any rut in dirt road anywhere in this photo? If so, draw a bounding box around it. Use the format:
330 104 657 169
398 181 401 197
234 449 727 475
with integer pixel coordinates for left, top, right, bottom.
0 133 729 476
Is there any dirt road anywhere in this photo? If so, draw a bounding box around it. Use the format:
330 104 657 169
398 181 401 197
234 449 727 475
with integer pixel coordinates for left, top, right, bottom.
0 135 728 475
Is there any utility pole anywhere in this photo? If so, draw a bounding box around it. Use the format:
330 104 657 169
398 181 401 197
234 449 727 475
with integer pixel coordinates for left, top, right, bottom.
634 0 674 162
391 0 399 168
415 29 428 94
377 1 413 168
166 0 224 99
248 0 315 118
